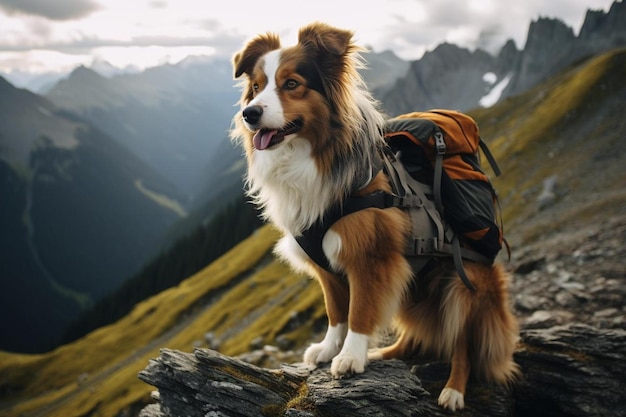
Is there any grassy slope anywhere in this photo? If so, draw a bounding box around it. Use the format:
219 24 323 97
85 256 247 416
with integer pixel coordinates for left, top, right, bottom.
1 48 624 417
0 225 324 417
470 47 626 244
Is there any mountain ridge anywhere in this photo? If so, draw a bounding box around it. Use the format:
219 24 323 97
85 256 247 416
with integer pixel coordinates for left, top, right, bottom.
382 0 625 115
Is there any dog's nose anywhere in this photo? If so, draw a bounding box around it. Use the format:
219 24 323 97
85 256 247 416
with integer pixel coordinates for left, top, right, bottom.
242 105 263 125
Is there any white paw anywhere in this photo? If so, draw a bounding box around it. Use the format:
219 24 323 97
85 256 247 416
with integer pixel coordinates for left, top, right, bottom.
331 351 367 378
330 330 369 378
303 341 341 365
438 387 465 411
303 323 347 365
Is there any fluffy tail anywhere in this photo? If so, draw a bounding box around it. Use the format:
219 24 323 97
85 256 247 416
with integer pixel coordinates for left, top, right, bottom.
470 264 521 384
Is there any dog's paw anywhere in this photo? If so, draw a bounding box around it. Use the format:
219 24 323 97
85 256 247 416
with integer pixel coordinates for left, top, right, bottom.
438 387 465 411
303 341 341 366
330 351 367 378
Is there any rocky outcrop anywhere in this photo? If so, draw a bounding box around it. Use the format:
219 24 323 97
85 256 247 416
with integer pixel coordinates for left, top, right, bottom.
137 323 626 416
506 0 626 98
579 0 626 46
504 18 576 97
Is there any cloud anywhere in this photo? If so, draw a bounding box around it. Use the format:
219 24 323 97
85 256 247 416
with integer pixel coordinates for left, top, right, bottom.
0 31 245 59
0 0 615 75
0 0 100 21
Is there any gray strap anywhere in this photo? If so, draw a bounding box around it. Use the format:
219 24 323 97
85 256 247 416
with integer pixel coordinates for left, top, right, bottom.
478 138 501 177
451 235 477 291
433 130 445 214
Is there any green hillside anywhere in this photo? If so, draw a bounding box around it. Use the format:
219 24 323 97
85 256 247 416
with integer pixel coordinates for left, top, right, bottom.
0 48 624 417
472 47 626 245
0 225 324 417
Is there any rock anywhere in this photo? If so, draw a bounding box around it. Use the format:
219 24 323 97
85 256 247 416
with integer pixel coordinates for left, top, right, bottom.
275 335 294 351
521 309 575 328
138 323 626 417
515 324 626 417
509 213 626 330
537 175 558 209
249 336 264 350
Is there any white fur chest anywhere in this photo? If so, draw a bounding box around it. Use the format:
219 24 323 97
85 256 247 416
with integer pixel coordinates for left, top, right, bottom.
247 137 335 235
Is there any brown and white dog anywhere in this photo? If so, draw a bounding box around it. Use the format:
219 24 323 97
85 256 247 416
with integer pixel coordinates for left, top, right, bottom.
230 22 520 411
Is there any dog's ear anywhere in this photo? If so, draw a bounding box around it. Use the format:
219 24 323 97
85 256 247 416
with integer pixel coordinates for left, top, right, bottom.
233 33 281 78
298 22 354 56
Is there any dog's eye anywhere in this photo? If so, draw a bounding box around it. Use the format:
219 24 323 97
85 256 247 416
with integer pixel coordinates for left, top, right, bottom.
252 83 259 91
283 79 300 90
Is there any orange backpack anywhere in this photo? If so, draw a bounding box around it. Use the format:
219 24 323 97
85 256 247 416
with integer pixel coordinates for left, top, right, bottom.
384 109 504 261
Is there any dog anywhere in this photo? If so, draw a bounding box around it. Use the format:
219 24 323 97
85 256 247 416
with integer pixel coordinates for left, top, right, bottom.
230 22 520 411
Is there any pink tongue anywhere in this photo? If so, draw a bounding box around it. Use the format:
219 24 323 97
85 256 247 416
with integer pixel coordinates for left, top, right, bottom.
253 130 278 150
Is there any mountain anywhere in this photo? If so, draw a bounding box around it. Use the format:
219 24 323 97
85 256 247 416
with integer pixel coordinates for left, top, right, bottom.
44 51 408 208
0 77 185 352
382 0 626 115
360 49 411 97
45 57 242 201
0 43 623 417
383 42 512 115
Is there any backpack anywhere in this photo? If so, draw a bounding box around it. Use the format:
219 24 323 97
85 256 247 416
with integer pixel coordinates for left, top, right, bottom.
381 109 505 289
295 109 505 290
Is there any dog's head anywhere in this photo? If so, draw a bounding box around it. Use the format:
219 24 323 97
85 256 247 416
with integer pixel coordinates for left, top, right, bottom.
231 22 366 156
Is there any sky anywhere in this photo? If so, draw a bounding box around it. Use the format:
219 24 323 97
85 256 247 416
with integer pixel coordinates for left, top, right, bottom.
0 0 617 77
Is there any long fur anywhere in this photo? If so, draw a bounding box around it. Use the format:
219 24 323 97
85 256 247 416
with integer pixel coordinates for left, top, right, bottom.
230 22 519 411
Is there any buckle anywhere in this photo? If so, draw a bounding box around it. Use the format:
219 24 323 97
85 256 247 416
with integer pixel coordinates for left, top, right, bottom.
434 131 446 155
411 237 439 255
383 193 397 208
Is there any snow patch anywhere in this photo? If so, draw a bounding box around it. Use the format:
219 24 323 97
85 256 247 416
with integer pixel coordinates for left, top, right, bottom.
483 72 497 85
480 73 512 108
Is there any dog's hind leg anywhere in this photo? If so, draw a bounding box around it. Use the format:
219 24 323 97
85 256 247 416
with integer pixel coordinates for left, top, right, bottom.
437 332 470 411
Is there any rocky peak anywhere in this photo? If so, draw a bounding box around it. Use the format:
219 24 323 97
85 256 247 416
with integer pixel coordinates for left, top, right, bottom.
494 39 521 75
503 17 578 98
66 65 105 83
524 17 576 49
579 0 626 43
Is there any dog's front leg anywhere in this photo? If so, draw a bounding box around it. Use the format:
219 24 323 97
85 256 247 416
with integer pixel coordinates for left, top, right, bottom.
304 270 350 365
330 261 407 378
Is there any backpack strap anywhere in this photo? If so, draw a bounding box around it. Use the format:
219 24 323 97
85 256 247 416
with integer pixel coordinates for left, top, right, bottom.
386 144 481 292
478 137 501 177
433 129 446 214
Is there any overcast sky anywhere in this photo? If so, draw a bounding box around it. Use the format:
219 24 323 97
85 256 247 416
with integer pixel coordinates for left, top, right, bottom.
0 0 616 75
